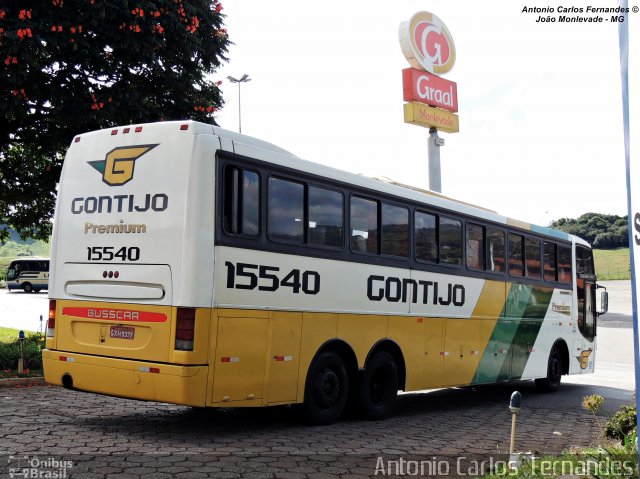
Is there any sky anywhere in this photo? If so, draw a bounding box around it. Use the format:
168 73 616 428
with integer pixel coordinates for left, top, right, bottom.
213 0 628 227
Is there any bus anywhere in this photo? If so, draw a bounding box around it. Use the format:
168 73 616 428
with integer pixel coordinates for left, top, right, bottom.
7 257 50 293
43 121 608 424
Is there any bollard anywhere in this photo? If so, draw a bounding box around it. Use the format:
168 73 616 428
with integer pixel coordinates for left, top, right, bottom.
18 330 26 374
509 391 522 454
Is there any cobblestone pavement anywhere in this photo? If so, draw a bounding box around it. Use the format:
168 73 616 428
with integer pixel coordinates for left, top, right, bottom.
1 382 600 478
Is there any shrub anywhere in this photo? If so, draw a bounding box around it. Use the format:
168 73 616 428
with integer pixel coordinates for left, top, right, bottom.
0 332 44 370
605 405 637 444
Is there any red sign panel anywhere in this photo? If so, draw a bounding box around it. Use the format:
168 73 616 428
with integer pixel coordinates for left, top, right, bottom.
402 68 458 113
62 307 167 323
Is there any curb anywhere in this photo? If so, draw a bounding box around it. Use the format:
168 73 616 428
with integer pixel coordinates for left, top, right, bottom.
0 376 47 388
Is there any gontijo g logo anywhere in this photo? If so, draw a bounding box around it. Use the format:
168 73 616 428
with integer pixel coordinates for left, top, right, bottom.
89 144 158 186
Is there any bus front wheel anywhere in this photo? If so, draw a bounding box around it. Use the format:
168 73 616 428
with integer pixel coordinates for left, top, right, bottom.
535 348 563 392
22 283 33 293
303 350 349 425
357 351 398 420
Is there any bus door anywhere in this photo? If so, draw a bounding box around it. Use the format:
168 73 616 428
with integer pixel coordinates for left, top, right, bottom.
574 246 596 373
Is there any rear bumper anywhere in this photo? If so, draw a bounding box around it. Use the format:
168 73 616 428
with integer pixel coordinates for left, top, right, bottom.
42 349 208 407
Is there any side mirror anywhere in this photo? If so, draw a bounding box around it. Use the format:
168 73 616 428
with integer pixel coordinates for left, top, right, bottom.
597 288 608 316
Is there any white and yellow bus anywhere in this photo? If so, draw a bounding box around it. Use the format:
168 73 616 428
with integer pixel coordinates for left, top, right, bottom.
44 121 607 424
7 257 50 293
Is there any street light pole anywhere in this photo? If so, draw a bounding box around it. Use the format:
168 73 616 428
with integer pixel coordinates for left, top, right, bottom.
227 74 251 134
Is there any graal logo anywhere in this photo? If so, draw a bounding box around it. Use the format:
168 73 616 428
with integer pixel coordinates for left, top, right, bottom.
89 144 158 186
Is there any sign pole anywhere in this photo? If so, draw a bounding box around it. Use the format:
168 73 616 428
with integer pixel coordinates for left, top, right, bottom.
618 0 639 466
399 11 458 193
428 127 443 193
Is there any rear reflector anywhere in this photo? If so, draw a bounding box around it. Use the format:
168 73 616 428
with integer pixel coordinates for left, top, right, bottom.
47 300 56 337
175 308 195 351
139 366 160 374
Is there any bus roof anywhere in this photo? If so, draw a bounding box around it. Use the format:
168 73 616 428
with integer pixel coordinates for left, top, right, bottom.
205 122 576 245
72 120 577 246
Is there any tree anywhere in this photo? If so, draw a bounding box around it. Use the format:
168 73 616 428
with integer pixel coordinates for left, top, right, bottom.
0 0 230 242
550 213 628 249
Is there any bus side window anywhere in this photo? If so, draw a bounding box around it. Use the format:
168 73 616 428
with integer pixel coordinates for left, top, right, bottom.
439 217 462 266
268 177 304 243
525 237 541 279
223 166 260 236
415 211 437 263
557 245 572 284
508 233 524 277
381 203 408 257
466 223 484 271
487 227 505 272
350 196 378 254
543 242 557 282
308 186 343 248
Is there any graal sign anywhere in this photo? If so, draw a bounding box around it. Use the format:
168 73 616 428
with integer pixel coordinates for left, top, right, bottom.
399 11 456 75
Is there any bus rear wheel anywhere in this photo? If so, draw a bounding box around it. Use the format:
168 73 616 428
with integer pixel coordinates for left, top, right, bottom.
303 350 349 425
535 348 563 393
356 351 398 420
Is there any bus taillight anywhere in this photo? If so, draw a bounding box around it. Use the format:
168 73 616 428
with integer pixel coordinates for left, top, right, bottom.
47 300 56 337
175 308 195 351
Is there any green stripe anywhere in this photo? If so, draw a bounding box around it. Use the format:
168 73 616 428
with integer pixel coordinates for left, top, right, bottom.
472 284 553 384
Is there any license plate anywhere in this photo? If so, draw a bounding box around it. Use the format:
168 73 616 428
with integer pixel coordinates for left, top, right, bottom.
110 325 135 340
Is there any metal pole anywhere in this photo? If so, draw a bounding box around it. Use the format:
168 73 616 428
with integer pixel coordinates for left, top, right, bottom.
509 413 517 455
227 74 251 134
428 127 442 192
237 82 242 134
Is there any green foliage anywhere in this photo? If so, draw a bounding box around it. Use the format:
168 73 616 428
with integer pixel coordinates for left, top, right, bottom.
0 331 44 370
0 228 50 281
550 213 628 249
0 0 230 242
605 405 637 445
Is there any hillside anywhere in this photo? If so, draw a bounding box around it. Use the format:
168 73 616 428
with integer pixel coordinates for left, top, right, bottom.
0 227 51 280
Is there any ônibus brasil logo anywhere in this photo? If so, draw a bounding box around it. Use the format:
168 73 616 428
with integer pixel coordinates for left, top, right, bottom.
89 144 158 186
399 11 456 75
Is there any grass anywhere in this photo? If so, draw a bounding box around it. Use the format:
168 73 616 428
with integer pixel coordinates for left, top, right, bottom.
0 326 24 343
594 248 630 280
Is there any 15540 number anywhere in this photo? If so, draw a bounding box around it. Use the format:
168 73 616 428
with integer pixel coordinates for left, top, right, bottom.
87 246 140 261
225 262 320 295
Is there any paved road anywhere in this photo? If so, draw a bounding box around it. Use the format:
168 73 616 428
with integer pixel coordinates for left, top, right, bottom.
1 381 601 478
0 288 49 334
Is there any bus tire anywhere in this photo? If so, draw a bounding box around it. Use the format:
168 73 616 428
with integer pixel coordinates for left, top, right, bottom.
303 350 349 425
22 283 33 293
356 351 398 420
535 348 563 393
